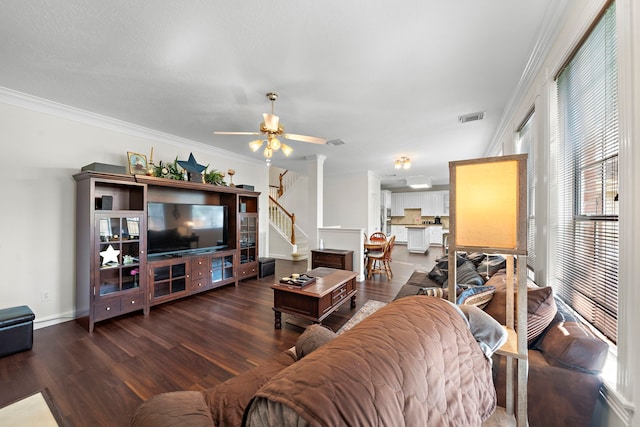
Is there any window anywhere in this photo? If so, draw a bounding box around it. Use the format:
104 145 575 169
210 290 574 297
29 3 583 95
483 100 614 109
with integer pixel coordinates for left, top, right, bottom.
516 110 536 276
554 2 618 343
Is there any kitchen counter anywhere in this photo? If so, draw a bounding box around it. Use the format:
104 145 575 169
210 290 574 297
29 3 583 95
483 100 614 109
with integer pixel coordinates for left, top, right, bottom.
406 225 444 254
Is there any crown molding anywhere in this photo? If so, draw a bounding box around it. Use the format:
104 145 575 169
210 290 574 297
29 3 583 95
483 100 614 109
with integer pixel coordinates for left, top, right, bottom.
485 0 573 156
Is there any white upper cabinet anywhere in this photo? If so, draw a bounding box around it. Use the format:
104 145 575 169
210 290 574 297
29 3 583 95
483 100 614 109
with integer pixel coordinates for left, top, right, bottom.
390 193 405 216
390 191 449 217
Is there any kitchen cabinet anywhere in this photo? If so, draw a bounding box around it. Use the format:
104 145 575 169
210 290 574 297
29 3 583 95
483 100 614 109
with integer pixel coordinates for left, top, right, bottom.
391 191 450 217
428 225 444 246
406 227 429 253
421 192 447 216
390 225 408 243
390 193 404 216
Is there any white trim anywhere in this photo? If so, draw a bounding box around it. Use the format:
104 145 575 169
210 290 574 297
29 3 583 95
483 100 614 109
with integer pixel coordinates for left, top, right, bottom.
615 0 639 405
485 0 572 156
0 85 263 165
600 383 635 426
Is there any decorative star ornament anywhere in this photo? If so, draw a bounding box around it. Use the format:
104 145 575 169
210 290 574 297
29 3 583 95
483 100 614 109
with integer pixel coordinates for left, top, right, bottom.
177 153 207 174
100 245 120 266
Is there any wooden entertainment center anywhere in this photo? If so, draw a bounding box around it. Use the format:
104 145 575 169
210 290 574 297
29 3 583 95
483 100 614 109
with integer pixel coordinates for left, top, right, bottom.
74 171 260 332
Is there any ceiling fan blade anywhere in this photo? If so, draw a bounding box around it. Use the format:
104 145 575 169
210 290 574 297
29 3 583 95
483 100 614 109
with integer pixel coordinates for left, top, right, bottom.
263 113 280 132
283 133 327 145
213 131 261 136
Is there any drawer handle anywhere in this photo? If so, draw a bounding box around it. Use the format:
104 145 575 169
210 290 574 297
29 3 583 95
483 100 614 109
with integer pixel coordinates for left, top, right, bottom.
106 307 111 311
130 300 135 305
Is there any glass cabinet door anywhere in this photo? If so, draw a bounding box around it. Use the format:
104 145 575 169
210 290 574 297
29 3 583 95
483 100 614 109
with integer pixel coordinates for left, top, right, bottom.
239 215 257 265
96 215 143 296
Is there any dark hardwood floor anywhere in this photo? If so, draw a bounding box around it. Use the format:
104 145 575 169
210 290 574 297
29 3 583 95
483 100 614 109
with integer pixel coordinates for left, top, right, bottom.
0 245 443 427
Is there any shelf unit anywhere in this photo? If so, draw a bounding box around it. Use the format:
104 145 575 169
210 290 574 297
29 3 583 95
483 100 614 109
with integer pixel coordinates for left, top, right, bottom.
74 171 260 332
447 154 528 426
75 174 148 332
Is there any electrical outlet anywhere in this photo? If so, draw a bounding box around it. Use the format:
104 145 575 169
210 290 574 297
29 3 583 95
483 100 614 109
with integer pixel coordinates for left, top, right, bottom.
41 290 51 302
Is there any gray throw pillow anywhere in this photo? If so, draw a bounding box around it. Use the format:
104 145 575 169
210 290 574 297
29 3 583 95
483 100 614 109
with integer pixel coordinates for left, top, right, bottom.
295 324 336 359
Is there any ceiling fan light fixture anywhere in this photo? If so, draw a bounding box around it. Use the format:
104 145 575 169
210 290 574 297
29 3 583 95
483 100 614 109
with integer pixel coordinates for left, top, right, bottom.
249 139 264 152
269 136 281 151
281 143 293 156
264 147 273 159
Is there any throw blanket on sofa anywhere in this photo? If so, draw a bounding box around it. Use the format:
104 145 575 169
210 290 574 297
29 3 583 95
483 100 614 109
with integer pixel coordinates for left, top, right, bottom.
244 296 496 426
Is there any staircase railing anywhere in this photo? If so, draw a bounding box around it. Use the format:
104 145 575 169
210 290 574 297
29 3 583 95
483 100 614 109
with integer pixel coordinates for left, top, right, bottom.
269 195 296 245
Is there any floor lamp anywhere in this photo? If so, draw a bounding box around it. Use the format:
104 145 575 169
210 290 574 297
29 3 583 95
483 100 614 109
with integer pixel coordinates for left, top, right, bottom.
447 154 528 426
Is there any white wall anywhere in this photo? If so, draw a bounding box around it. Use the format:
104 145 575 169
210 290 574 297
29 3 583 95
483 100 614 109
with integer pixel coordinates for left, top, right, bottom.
324 172 369 229
317 227 365 281
0 91 269 329
487 0 640 425
367 171 382 235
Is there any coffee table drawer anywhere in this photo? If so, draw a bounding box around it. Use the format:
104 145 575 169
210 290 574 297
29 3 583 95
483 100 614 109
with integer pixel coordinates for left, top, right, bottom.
331 283 348 305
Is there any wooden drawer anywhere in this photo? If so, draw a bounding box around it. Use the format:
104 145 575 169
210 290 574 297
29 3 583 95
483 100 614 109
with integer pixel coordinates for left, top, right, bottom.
331 283 348 305
121 293 144 314
313 253 343 268
95 293 145 322
311 250 354 271
94 298 122 321
238 261 258 279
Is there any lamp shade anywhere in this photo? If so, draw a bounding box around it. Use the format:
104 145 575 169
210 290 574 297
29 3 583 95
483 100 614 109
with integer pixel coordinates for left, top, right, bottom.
450 155 526 252
249 139 264 152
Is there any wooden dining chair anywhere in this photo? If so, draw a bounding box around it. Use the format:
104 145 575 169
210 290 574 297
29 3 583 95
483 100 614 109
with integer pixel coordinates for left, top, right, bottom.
366 235 395 280
369 231 386 242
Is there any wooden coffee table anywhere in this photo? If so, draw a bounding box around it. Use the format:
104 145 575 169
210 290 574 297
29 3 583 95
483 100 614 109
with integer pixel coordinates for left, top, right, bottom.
271 267 358 329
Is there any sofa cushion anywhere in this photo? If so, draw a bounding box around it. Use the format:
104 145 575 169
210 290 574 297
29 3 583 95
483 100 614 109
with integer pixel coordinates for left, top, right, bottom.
295 324 336 359
443 260 485 288
538 321 609 374
476 255 506 281
483 275 557 344
456 285 496 309
202 351 297 427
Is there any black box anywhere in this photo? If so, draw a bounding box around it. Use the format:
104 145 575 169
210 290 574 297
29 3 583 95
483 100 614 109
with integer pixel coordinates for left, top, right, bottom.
95 195 113 210
81 162 127 175
258 257 276 278
237 184 255 191
0 306 35 358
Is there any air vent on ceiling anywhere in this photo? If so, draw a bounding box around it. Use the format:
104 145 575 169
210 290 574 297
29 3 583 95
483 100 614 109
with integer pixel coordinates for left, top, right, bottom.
326 138 346 146
458 111 485 124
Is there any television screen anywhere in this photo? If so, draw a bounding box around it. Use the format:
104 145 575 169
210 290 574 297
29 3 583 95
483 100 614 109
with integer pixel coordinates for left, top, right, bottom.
147 202 228 257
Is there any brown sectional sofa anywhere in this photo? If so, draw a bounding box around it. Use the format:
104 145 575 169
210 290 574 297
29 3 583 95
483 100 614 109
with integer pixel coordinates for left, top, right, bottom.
395 255 610 427
131 297 501 426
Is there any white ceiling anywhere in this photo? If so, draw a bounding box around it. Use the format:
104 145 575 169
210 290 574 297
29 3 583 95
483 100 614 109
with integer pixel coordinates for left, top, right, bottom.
0 1 563 189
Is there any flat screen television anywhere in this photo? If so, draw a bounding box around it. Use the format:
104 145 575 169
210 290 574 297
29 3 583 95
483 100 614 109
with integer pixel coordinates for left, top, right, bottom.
147 202 228 258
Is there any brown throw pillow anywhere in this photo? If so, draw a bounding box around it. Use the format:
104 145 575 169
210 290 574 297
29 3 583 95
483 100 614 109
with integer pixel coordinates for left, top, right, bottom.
538 321 609 374
484 284 557 343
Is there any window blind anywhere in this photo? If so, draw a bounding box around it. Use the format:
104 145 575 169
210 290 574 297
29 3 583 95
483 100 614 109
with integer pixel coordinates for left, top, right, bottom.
555 2 618 342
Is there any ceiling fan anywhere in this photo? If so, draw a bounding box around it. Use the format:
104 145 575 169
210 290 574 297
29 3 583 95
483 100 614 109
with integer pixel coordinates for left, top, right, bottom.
214 92 327 164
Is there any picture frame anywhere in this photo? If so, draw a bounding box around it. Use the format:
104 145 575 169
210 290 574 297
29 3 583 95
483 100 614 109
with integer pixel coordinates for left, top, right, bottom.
127 152 148 175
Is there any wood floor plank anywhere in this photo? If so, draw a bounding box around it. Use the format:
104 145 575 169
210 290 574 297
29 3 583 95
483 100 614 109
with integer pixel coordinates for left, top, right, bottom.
0 246 442 426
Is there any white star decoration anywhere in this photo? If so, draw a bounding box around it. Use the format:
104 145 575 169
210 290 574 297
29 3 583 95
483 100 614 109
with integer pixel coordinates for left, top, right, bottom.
100 245 120 266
